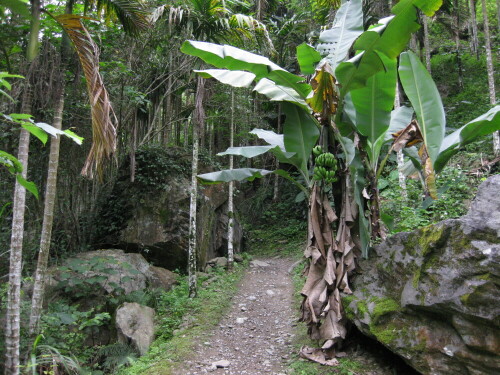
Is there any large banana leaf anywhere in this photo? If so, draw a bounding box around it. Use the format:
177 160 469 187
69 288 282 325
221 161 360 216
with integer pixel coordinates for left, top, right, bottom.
316 0 363 69
217 146 278 158
335 0 442 95
282 102 320 180
399 51 445 167
434 105 500 173
253 78 308 109
350 153 370 258
181 41 311 98
385 106 414 141
344 55 397 168
198 168 273 184
217 145 295 161
297 43 322 75
249 128 284 147
194 69 256 87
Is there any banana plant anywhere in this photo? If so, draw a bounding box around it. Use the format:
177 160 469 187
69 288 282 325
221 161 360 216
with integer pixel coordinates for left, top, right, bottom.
181 0 500 360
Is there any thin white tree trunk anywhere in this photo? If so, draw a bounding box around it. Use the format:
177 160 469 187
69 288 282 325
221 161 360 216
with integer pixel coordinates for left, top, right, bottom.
272 104 282 202
455 0 464 89
469 0 479 58
188 77 205 298
5 90 31 375
394 82 407 199
227 89 234 270
480 0 499 154
423 14 431 73
28 88 64 335
5 1 41 369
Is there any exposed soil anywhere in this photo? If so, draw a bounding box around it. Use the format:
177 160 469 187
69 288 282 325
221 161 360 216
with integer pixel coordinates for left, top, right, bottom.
173 257 296 375
173 257 420 375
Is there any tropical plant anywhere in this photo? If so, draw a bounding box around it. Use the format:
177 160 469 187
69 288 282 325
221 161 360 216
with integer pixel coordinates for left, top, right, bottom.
181 0 500 362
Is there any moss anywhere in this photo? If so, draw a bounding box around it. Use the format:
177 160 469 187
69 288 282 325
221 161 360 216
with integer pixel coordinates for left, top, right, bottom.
341 295 357 320
460 293 471 305
418 224 445 256
413 268 421 288
476 273 491 280
357 300 368 315
370 323 398 345
370 297 401 323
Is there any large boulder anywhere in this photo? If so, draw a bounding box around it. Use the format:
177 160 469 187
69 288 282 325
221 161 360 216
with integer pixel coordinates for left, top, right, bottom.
116 302 155 355
50 249 177 298
92 147 243 271
344 175 500 375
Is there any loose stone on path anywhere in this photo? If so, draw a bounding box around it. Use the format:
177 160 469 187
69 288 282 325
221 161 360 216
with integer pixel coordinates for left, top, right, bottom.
174 258 296 375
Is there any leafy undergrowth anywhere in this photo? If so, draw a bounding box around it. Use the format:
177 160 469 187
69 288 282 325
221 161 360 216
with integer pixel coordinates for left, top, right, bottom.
246 224 306 260
119 263 247 375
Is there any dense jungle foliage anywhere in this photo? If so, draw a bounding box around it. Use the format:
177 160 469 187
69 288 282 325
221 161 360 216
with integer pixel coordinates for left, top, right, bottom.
0 0 499 373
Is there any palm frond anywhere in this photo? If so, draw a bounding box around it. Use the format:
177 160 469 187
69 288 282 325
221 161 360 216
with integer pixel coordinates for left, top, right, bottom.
54 14 117 179
84 0 150 35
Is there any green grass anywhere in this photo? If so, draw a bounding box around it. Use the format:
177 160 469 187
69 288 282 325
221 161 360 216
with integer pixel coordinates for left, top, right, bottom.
246 223 306 259
119 263 247 375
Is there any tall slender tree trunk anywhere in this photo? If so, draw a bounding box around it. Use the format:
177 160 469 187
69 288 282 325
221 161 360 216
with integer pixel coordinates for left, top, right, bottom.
423 14 431 72
469 0 480 58
28 87 64 336
497 0 500 35
5 1 41 373
188 77 205 298
272 104 282 202
227 89 235 270
394 82 407 199
480 0 499 154
455 0 464 89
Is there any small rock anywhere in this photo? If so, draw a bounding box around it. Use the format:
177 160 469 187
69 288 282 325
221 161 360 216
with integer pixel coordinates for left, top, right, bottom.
266 289 275 296
250 260 270 267
236 317 247 324
207 364 217 372
241 306 247 312
212 360 230 368
247 295 257 301
234 254 244 263
207 257 228 268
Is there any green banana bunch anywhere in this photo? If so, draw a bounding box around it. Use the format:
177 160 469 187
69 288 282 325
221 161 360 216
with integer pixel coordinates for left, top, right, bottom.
312 145 323 157
313 151 338 183
315 152 337 169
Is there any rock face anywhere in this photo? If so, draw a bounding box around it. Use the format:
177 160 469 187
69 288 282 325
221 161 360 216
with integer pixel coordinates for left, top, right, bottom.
116 302 155 355
92 147 243 271
344 175 500 375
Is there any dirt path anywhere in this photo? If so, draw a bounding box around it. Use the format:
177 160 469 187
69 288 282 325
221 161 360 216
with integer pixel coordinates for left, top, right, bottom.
174 257 297 375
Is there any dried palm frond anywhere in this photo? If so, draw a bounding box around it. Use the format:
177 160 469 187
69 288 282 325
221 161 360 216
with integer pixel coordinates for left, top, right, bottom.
54 14 117 179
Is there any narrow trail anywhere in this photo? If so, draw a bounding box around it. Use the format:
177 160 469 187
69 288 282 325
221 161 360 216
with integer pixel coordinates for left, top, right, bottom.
174 257 297 375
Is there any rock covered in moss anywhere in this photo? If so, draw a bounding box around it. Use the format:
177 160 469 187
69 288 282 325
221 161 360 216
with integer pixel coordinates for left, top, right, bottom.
344 175 500 375
91 147 243 271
